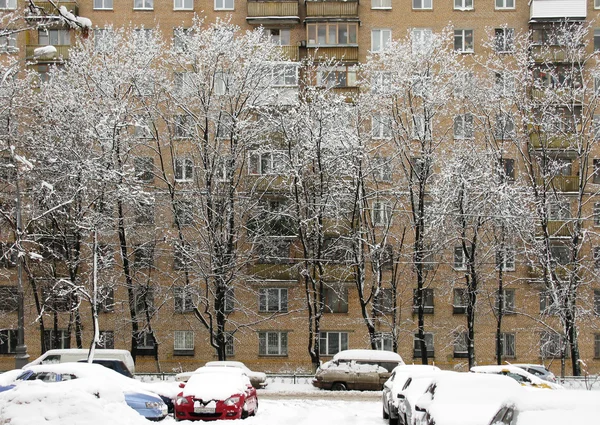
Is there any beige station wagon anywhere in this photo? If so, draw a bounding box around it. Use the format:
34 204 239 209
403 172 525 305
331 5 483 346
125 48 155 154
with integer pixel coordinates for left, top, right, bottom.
312 349 405 391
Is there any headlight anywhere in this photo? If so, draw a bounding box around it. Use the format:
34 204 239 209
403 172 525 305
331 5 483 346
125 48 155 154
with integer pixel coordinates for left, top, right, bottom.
224 396 241 406
146 401 163 409
176 396 190 405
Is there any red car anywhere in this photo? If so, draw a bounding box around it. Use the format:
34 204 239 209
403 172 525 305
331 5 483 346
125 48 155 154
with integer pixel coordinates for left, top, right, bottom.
174 369 258 421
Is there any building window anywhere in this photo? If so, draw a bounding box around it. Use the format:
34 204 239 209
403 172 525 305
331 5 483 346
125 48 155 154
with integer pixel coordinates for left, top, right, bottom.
97 286 114 313
174 200 193 226
540 331 566 358
499 158 515 182
595 334 600 358
271 64 298 87
0 0 16 9
495 72 514 97
372 156 392 182
594 290 600 316
224 332 235 356
0 243 16 268
595 204 600 227
0 33 16 53
496 247 515 271
42 283 76 312
411 28 433 54
306 23 358 46
324 286 348 313
454 246 472 270
596 0 600 9
495 289 515 314
453 331 469 358
174 157 193 182
550 243 570 263
372 0 391 8
259 288 288 313
94 0 113 9
0 286 17 312
39 29 70 46
174 286 194 312
43 329 70 350
96 330 114 349
133 244 154 269
453 114 474 139
497 333 515 358
134 0 153 9
413 288 434 314
224 288 235 313
135 201 154 225
371 29 391 53
136 331 156 354
540 290 559 315
248 150 287 175
372 200 391 226
319 331 348 356
412 0 432 9
548 201 571 221
374 288 394 314
594 159 600 184
264 28 291 45
375 332 393 351
495 113 515 140
494 28 514 52
413 332 434 358
215 0 233 9
174 330 194 355
134 157 154 183
454 29 474 53
453 288 467 314
259 331 287 356
134 117 153 139
323 237 352 263
0 329 16 354
174 114 193 138
454 0 472 10
372 114 392 139
255 239 291 264
317 66 357 88
495 0 514 9
174 0 193 10
594 247 600 269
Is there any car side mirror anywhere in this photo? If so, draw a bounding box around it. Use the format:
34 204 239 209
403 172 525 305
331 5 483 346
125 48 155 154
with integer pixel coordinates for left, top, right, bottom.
179 383 186 388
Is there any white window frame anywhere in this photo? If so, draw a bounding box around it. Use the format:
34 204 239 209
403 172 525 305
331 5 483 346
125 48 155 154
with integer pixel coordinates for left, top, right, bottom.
495 113 515 140
133 0 154 9
174 0 193 10
319 331 349 356
39 29 71 46
264 28 291 46
306 22 358 46
495 0 514 10
494 28 514 53
371 29 392 53
0 33 17 53
413 332 435 357
411 28 433 54
271 63 298 87
596 0 600 9
0 0 16 10
248 150 287 175
94 0 113 9
412 0 432 10
174 157 194 182
174 330 194 350
499 332 516 358
375 332 393 351
453 331 469 356
258 288 288 313
174 285 194 312
317 66 357 88
214 0 234 10
454 0 473 10
453 246 471 270
372 113 392 139
454 29 474 53
259 331 288 356
371 0 391 8
454 114 474 139
495 71 515 97
496 247 515 271
372 200 391 226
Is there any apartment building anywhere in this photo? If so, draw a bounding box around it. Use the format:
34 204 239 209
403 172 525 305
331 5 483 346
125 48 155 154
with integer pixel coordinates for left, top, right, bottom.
1 0 600 376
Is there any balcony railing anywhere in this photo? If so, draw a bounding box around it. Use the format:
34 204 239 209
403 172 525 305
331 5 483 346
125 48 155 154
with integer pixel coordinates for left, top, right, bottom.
306 46 359 62
305 0 358 17
26 44 70 61
537 220 573 238
535 176 579 192
27 1 79 17
247 1 299 17
278 45 300 61
530 45 584 64
528 125 577 150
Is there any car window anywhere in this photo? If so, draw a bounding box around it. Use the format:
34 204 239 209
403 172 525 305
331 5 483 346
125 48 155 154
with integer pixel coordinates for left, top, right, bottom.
34 372 58 382
527 367 543 376
506 372 529 383
41 355 61 364
60 374 77 381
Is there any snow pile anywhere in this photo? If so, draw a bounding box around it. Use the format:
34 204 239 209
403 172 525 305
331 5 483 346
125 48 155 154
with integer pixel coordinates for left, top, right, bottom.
183 372 251 400
0 379 149 425
319 360 386 374
59 6 92 29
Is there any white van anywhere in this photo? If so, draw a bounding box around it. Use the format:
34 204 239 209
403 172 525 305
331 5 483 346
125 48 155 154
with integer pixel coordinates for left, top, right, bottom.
312 349 405 391
24 349 135 375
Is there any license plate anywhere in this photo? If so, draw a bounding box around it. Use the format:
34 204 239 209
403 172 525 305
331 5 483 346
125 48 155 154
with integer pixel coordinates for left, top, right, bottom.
194 407 216 414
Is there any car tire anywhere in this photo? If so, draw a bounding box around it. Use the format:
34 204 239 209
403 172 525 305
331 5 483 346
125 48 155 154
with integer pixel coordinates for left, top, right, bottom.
389 414 398 425
383 405 389 419
331 382 347 391
251 400 258 416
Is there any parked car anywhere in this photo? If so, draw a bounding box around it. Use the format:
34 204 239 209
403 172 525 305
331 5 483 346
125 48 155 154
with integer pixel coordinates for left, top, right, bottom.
382 365 440 425
470 365 562 389
24 348 135 375
413 372 524 425
0 363 168 420
313 349 404 391
174 368 258 421
175 360 268 389
509 364 556 383
76 358 134 378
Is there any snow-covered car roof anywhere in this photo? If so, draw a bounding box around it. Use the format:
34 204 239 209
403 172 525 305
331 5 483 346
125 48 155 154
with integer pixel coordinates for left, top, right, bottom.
204 361 266 379
332 349 404 363
183 371 253 400
512 389 600 425
387 365 441 395
470 365 562 389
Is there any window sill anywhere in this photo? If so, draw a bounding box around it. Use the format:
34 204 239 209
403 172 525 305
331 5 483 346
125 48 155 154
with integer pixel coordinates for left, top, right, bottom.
93 8 114 10
453 7 473 11
453 352 469 358
133 8 154 11
215 8 235 11
174 349 195 356
174 8 194 11
371 6 392 10
453 307 466 314
306 44 359 48
413 352 435 358
258 354 288 357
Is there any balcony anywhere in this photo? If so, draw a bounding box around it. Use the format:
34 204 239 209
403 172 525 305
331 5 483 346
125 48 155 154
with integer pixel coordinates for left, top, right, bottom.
26 44 70 61
535 175 578 192
26 1 79 19
246 0 300 25
537 220 573 238
278 46 300 61
305 0 359 18
306 46 359 62
530 45 584 64
249 263 296 280
528 127 575 150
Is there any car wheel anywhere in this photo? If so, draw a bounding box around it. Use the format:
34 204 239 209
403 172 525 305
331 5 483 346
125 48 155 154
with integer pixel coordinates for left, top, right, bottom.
383 405 389 420
251 400 258 416
242 409 249 419
389 414 398 425
331 382 347 391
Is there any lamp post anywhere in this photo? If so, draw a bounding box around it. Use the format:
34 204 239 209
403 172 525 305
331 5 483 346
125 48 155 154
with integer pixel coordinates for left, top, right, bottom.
2 46 56 368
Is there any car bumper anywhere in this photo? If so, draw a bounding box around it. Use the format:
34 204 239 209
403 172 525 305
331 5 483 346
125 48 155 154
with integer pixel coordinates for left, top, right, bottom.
175 406 242 421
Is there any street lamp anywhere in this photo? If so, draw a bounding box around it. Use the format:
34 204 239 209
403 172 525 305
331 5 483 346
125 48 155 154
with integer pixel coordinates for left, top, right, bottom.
2 46 56 368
